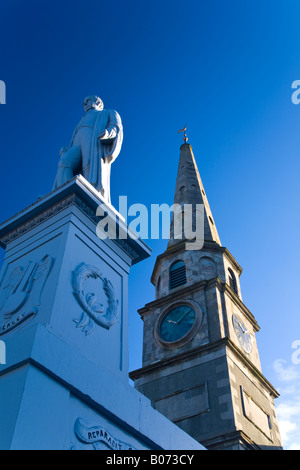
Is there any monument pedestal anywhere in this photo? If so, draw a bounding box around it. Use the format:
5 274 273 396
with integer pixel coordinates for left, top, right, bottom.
0 176 204 450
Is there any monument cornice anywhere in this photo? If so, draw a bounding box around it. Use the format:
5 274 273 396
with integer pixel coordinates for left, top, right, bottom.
0 176 151 265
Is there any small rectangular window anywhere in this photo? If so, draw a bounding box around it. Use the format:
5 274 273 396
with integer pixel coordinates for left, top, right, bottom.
170 262 187 289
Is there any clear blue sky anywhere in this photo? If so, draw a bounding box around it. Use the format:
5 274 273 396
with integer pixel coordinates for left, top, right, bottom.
1 0 300 449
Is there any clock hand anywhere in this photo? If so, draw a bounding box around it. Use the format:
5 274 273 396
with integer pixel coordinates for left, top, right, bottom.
167 320 177 324
238 322 247 334
238 322 251 339
176 311 190 325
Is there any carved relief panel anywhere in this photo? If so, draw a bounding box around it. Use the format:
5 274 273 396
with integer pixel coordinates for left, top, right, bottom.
72 263 119 336
0 255 54 335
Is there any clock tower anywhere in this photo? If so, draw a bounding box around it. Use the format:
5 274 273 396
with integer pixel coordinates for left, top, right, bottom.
130 142 282 450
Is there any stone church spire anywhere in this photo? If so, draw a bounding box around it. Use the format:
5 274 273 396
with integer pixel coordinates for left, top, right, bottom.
131 138 283 451
168 142 221 248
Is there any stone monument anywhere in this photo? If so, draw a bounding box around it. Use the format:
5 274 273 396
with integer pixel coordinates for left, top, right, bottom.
0 97 204 451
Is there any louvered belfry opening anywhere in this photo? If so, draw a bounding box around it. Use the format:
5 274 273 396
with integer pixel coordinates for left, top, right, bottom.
169 261 187 289
228 268 238 295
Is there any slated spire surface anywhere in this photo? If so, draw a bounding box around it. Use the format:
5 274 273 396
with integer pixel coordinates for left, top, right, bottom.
168 143 221 247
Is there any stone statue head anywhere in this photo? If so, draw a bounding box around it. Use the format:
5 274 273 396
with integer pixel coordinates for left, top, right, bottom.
83 95 104 113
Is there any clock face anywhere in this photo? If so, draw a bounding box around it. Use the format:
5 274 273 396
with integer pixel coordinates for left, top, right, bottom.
232 314 252 354
159 304 196 343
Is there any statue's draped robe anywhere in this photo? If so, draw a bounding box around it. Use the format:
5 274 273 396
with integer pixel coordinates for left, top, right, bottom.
53 109 123 204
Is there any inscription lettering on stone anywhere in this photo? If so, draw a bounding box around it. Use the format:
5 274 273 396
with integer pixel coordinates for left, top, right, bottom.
74 418 135 450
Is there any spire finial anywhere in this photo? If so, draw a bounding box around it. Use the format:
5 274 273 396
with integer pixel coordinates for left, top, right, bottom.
178 125 188 143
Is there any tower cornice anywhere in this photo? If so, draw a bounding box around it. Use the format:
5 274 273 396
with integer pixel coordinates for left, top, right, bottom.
151 242 243 285
129 337 279 399
139 276 259 332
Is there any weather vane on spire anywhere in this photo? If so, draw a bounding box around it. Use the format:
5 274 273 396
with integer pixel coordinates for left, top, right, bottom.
178 126 188 143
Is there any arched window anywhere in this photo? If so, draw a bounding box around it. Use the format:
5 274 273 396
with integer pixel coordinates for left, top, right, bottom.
228 268 238 295
169 261 187 289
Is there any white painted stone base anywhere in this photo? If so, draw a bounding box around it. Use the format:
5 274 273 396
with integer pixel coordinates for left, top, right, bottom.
0 176 204 451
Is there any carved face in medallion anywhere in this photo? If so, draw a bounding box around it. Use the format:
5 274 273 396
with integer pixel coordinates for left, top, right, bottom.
72 263 118 335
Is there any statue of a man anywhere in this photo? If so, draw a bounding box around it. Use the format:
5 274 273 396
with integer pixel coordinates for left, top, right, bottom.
53 95 123 203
